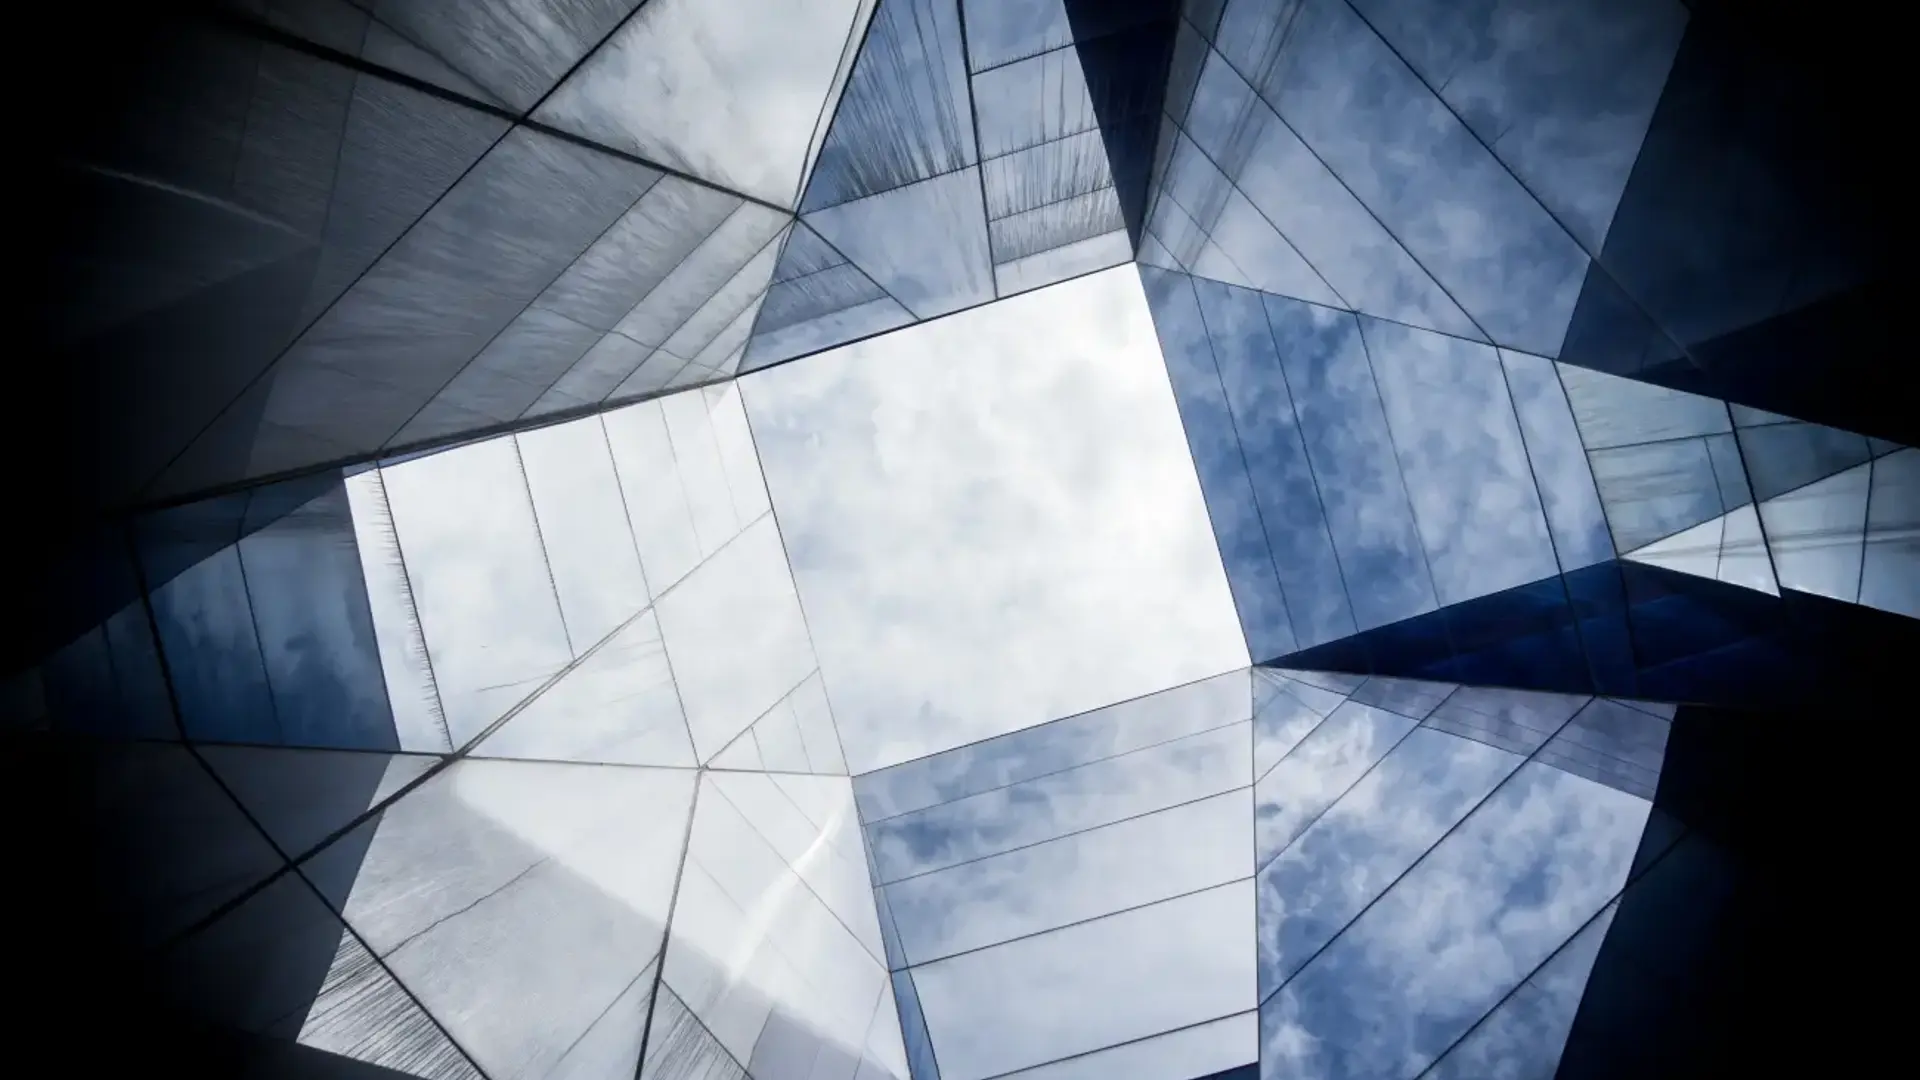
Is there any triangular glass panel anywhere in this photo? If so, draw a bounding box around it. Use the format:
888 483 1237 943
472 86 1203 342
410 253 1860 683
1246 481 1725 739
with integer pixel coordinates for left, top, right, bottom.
742 222 914 371
800 0 976 213
198 745 439 863
804 167 994 318
152 870 485 1079
1152 128 1341 307
472 608 698 767
303 760 696 1079
661 773 891 1071
526 203 787 408
639 981 747 1080
704 672 847 776
1413 891 1605 1076
1422 900 1619 1080
1623 514 1727 586
1758 460 1871 603
1152 30 1481 340
706 771 884 962
706 731 765 771
534 0 876 207
1734 418 1873 503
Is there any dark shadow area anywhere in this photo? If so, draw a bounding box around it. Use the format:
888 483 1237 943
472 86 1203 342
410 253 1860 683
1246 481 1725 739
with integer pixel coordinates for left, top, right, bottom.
1270 559 1920 712
1063 0 1181 248
12 471 400 752
1 735 390 1076
1560 0 1909 444
1555 702 1833 1078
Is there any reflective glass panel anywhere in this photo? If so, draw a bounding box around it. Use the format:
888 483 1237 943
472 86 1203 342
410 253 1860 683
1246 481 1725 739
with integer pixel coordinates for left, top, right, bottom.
1258 760 1653 1079
913 882 1257 1080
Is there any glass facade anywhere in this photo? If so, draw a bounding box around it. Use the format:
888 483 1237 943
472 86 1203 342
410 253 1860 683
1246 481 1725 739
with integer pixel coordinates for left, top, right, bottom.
12 0 1902 1078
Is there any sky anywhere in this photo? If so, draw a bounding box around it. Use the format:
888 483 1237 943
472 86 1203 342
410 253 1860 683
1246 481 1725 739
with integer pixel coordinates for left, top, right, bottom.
743 264 1250 774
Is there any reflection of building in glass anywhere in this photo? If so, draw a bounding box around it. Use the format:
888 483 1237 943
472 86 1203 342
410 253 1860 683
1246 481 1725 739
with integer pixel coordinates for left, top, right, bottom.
12 1 1905 1078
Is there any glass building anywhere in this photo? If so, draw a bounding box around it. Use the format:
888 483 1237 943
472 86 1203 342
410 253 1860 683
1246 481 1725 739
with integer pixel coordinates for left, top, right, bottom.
9 0 1907 1077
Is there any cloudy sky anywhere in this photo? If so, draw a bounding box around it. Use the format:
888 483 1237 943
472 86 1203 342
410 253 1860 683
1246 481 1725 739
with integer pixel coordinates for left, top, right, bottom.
743 265 1249 773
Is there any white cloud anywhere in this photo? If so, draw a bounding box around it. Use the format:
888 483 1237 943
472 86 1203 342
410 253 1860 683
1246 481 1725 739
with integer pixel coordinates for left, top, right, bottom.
743 266 1248 773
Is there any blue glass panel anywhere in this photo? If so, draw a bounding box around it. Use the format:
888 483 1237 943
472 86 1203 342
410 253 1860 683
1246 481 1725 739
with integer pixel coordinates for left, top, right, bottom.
867 721 1250 883
1177 42 1479 340
1423 900 1620 1080
1258 759 1653 1080
1362 318 1559 605
1254 702 1418 870
1536 698 1671 800
1158 131 1342 307
1704 431 1752 511
992 229 1134 296
1499 350 1614 571
806 167 994 318
893 970 942 1080
1557 267 1687 382
1263 293 1438 630
757 263 889 338
972 46 1097 158
142 539 276 744
1557 362 1731 450
1225 0 1588 355
802 0 975 212
1260 670 1350 716
987 188 1125 265
1424 685 1590 757
1736 420 1872 503
1861 449 1920 619
1354 611 1455 680
1253 674 1337 780
234 481 397 750
1193 280 1353 650
1562 562 1638 698
772 222 849 283
983 1013 1256 1079
961 0 1071 72
1346 676 1455 721
1756 462 1869 602
852 669 1250 822
1348 0 1688 251
1278 670 1367 695
745 223 916 369
1617 561 1772 672
913 882 1255 1079
883 789 1251 965
1437 575 1591 694
875 884 909 972
1138 266 1294 660
1590 439 1727 553
1257 727 1525 998
743 296 915 372
982 129 1114 218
